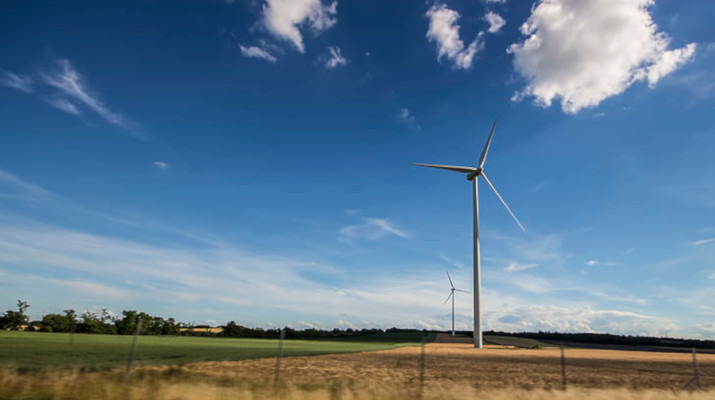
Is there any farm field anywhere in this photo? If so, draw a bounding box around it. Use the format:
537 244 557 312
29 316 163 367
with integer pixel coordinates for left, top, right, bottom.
2 332 714 399
0 331 426 369
186 342 715 390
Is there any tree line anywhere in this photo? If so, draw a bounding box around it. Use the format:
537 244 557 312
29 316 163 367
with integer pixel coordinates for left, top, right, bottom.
0 300 403 339
6 301 712 348
484 330 715 350
0 300 182 335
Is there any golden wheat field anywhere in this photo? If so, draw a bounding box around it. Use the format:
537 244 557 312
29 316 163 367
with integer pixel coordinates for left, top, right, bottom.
187 342 715 390
2 341 714 399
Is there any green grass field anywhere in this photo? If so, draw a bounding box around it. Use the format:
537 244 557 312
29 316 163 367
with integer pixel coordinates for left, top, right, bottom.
483 335 554 348
0 331 429 370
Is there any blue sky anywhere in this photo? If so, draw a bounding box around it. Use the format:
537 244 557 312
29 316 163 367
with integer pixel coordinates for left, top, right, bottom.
1 0 714 338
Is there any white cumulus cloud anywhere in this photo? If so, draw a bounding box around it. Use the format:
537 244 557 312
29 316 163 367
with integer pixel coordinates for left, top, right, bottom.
153 161 169 170
426 4 484 70
239 44 278 63
508 0 696 114
484 11 505 34
262 0 337 53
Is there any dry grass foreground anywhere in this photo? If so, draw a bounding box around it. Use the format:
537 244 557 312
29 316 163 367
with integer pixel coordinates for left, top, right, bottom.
3 341 714 399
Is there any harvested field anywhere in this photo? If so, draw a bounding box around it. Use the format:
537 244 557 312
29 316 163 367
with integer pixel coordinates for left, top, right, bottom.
187 341 715 391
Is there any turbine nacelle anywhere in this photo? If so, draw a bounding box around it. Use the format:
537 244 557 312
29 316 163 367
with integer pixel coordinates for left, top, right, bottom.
466 168 482 181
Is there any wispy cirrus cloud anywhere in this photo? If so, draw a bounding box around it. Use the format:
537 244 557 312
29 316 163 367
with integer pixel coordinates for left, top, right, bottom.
426 4 484 70
0 170 59 203
0 71 33 93
693 238 715 246
41 59 138 134
338 217 409 242
503 261 538 272
398 107 421 129
153 161 169 170
439 252 466 269
1 59 140 137
44 97 81 115
239 44 278 63
508 0 696 114
262 0 338 53
585 259 618 267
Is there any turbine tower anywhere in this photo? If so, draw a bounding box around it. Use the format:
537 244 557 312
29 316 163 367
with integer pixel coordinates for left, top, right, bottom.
444 270 469 337
414 119 525 348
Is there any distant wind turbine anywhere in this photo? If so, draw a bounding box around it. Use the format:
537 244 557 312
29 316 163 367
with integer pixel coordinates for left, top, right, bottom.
444 270 469 337
414 118 525 349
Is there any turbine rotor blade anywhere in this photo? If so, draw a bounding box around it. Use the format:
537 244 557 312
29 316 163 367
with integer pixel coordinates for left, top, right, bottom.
444 292 454 304
412 163 476 174
478 118 498 169
455 289 471 293
480 171 526 232
446 270 455 289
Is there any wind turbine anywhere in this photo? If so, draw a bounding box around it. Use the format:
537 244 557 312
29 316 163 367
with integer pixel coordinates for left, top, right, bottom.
444 270 469 337
414 119 525 349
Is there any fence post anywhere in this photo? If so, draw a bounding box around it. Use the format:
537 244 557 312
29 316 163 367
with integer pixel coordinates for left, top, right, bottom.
693 347 703 391
682 347 703 391
126 315 142 378
273 328 286 389
419 336 426 397
560 341 567 391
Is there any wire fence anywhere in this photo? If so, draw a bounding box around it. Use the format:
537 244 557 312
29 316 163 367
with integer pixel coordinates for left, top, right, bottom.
3 329 713 397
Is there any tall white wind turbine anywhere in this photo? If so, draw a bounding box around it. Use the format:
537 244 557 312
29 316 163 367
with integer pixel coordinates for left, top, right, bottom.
414 119 525 348
444 270 469 337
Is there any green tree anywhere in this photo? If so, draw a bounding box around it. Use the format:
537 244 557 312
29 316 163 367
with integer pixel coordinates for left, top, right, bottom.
40 314 70 332
115 310 152 335
78 310 116 334
0 300 30 330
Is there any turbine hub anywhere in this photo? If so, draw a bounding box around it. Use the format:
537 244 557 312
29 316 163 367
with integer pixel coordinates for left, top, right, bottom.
467 168 482 181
